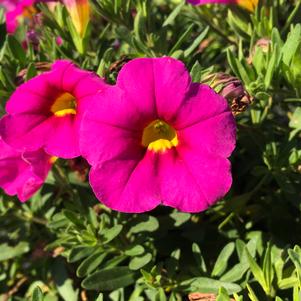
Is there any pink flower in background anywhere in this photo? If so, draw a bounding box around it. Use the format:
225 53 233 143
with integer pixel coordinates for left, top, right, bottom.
0 60 105 159
56 36 63 46
80 57 236 213
0 0 36 33
186 0 258 11
0 138 53 202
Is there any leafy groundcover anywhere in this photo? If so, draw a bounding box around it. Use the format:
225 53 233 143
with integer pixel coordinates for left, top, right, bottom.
0 0 301 300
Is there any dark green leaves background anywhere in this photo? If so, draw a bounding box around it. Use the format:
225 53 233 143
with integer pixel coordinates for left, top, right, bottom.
0 0 301 300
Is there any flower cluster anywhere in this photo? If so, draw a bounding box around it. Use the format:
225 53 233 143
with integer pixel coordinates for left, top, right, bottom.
0 57 236 213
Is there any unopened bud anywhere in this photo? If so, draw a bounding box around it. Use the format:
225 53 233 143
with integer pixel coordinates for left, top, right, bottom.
203 72 253 116
15 62 52 86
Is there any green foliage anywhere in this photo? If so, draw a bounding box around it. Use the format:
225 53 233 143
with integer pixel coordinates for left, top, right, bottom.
0 0 301 300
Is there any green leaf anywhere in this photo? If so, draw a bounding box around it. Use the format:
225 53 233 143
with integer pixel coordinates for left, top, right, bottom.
155 288 167 301
190 61 202 82
0 242 30 261
63 210 85 228
289 107 301 130
282 24 301 66
216 287 230 301
51 259 79 301
264 45 278 89
26 63 37 81
129 253 152 270
245 248 268 292
220 263 248 282
32 287 43 301
68 246 96 263
7 35 26 65
263 242 274 294
95 293 104 301
246 284 259 301
169 211 191 227
169 24 194 56
0 22 6 50
181 277 241 294
288 248 301 286
82 267 136 291
278 276 298 289
192 243 207 274
102 224 123 243
76 250 107 277
163 0 185 27
141 269 153 283
212 242 235 277
129 215 159 234
184 26 209 57
101 255 127 269
124 245 145 256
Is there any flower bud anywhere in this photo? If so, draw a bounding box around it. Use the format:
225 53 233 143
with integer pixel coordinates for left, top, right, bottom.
203 72 253 116
63 0 90 37
15 62 52 86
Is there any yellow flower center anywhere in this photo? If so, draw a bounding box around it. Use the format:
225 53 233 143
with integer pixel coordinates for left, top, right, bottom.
237 0 258 12
50 92 77 117
142 119 178 153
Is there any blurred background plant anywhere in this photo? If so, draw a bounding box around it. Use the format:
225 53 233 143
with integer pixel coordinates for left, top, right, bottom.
0 0 301 300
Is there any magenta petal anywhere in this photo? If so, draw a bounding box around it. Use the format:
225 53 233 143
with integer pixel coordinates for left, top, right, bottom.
117 57 191 122
0 114 52 152
89 151 160 213
80 113 142 166
152 57 191 122
79 86 148 165
158 149 208 212
47 60 103 95
173 83 231 129
178 111 236 157
160 146 232 212
6 74 59 114
0 138 51 202
44 115 80 158
0 113 80 158
117 58 157 119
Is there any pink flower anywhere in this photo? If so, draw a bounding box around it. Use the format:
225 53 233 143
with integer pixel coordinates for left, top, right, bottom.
0 0 58 33
80 57 236 213
56 36 63 46
1 0 36 33
0 137 53 202
0 60 105 159
186 0 258 11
